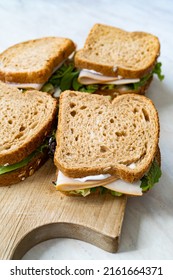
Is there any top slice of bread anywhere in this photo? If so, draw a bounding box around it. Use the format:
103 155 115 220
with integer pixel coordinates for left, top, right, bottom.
0 81 57 165
54 90 159 183
75 24 160 79
0 37 76 84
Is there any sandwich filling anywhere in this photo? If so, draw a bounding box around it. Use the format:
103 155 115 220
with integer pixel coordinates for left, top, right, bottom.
55 171 142 196
42 61 164 96
6 60 67 90
78 69 140 85
54 159 161 197
0 132 56 176
77 62 164 91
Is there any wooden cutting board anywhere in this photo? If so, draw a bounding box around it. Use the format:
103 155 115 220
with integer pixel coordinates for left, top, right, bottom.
0 160 127 260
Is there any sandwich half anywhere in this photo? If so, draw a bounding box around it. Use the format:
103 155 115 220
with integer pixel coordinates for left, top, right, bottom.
0 82 57 186
74 23 164 96
0 37 76 92
54 90 161 196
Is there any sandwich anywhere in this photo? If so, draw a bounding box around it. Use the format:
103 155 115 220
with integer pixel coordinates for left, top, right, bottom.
73 23 164 97
36 24 164 99
0 82 57 186
0 37 76 93
53 90 161 197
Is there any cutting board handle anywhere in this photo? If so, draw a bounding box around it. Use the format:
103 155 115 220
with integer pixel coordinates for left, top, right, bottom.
11 222 119 259
0 162 126 259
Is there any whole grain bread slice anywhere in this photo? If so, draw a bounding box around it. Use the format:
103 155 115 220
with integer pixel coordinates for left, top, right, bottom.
0 37 76 84
74 23 160 79
54 90 159 183
0 81 57 165
0 151 48 186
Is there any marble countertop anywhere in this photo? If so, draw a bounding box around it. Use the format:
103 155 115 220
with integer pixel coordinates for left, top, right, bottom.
0 0 173 260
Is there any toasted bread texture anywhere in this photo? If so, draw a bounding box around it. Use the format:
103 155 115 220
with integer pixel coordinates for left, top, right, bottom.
75 23 160 79
0 151 48 186
54 91 159 183
0 82 57 165
0 37 76 84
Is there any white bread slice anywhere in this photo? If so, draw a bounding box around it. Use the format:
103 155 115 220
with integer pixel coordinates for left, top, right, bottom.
0 37 76 84
0 81 57 166
75 23 160 79
54 90 159 183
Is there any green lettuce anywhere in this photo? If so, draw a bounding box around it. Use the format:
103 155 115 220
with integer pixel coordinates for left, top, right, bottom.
0 151 38 175
59 186 123 197
140 160 162 192
69 189 91 197
42 61 164 95
42 83 54 94
0 135 54 176
152 62 165 81
42 62 98 94
133 62 164 90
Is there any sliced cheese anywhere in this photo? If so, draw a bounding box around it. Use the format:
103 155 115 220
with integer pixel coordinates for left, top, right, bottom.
55 171 142 196
78 69 140 85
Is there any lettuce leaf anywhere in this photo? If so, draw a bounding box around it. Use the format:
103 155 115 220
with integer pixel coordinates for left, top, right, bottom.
42 61 164 95
69 189 91 197
133 62 164 90
140 160 162 192
0 151 38 175
62 186 123 197
41 83 54 94
42 62 99 94
152 62 164 81
0 132 56 175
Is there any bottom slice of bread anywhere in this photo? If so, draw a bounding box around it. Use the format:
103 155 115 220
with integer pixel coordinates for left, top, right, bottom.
0 152 48 186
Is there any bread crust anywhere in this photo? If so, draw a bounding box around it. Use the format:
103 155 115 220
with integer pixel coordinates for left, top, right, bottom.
0 151 48 186
56 147 161 197
0 37 76 84
54 91 160 183
74 24 160 79
0 84 57 165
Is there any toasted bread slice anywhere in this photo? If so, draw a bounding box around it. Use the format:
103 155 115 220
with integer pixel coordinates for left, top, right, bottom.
75 24 160 79
0 81 57 166
54 90 159 183
0 37 76 84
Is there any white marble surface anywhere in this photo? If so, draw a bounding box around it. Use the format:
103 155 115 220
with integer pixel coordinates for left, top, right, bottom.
0 0 173 260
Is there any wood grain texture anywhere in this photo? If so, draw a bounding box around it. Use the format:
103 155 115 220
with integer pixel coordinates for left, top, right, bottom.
0 160 127 260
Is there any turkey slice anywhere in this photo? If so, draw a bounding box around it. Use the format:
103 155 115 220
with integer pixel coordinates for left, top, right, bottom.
55 171 142 196
78 69 140 85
